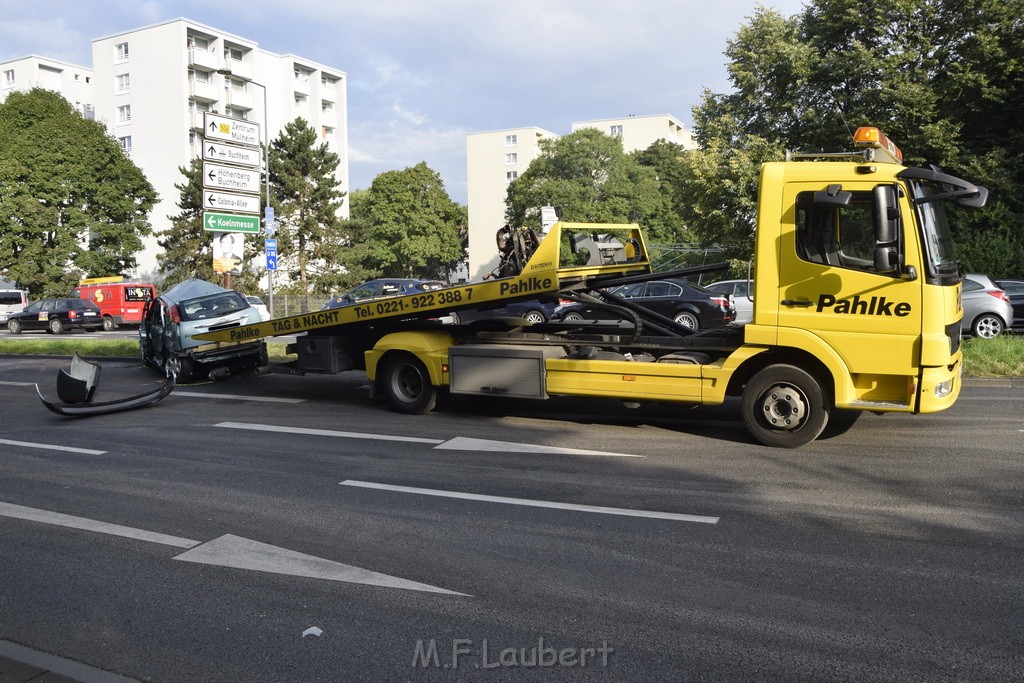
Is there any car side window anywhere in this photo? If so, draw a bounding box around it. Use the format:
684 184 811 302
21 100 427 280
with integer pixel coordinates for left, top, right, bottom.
41 300 55 312
735 281 749 297
962 279 983 293
646 282 681 297
24 301 42 314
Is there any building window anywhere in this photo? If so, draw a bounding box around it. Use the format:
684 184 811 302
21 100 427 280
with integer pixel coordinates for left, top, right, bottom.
117 105 131 124
194 70 211 84
224 47 243 62
505 134 517 147
115 73 130 93
295 94 308 105
322 100 334 113
505 153 517 164
225 107 247 120
610 124 623 137
322 126 334 140
115 43 129 61
118 136 132 154
2 70 13 88
506 171 518 181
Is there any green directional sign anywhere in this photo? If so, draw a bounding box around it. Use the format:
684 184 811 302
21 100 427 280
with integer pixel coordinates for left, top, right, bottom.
203 211 260 234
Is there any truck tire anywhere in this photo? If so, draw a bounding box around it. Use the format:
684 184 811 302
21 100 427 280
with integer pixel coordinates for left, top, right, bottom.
381 354 437 414
102 316 117 331
741 364 828 448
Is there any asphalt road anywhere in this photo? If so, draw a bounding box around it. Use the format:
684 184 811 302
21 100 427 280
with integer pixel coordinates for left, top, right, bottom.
0 355 1021 681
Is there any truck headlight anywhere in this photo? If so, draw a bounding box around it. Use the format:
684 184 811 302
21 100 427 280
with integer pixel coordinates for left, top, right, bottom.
934 378 954 398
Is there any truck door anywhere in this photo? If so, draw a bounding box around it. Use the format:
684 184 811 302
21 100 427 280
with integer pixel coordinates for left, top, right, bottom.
775 182 924 396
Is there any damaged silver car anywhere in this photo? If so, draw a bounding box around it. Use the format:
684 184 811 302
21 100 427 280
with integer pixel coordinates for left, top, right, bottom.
140 279 267 383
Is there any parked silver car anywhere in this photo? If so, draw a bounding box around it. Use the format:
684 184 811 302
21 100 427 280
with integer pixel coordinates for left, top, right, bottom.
140 279 266 383
961 274 1013 338
704 279 754 325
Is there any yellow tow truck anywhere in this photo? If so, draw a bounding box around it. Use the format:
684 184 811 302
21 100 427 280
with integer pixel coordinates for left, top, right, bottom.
195 127 987 447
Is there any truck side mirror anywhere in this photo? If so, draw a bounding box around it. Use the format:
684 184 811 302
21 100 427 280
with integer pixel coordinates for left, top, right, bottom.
872 185 902 276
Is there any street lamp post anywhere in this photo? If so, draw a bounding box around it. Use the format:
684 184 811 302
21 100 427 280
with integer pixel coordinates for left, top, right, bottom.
217 68 273 317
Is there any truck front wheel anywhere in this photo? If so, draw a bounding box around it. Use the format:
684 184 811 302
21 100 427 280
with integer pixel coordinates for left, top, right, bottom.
741 364 828 448
381 354 438 414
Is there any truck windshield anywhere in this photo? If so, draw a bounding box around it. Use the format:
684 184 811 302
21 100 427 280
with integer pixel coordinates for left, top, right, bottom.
907 180 959 278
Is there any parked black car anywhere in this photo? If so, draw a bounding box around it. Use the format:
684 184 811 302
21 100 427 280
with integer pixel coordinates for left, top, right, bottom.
564 278 734 330
322 279 446 310
449 297 584 325
993 279 1024 332
6 298 103 334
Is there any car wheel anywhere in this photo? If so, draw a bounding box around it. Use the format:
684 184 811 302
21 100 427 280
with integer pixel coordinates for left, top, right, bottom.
102 316 117 331
562 312 584 322
972 313 1004 339
163 355 195 384
449 312 461 325
673 310 700 330
741 364 828 448
522 310 546 324
7 319 21 334
48 318 65 334
380 353 437 414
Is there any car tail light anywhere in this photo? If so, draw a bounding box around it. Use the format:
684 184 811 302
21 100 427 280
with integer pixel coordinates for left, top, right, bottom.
558 299 573 305
68 310 78 319
169 305 182 323
710 296 729 309
987 290 1011 303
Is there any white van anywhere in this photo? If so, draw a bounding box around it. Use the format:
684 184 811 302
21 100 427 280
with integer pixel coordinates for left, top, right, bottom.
0 289 28 324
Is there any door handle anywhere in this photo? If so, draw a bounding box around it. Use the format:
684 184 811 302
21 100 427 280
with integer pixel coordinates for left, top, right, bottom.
781 299 814 307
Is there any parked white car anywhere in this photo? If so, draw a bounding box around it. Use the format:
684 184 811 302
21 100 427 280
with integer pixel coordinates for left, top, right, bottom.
244 295 270 321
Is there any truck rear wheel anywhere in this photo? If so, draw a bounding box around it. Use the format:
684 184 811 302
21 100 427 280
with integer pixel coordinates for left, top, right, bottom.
741 364 828 448
102 316 117 331
381 354 437 414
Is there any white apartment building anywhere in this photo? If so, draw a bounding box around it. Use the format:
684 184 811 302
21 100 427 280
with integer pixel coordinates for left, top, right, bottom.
0 55 94 118
90 18 349 277
465 114 695 281
466 127 557 281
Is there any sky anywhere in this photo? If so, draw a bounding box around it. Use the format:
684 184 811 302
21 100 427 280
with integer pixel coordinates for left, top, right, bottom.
0 0 808 205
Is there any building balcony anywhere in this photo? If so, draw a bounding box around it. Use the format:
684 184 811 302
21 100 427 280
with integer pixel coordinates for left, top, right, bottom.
222 59 253 81
188 48 219 71
190 80 220 102
293 76 311 97
225 89 254 111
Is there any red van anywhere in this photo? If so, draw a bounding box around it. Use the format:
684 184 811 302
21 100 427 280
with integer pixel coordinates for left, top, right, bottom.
71 279 157 330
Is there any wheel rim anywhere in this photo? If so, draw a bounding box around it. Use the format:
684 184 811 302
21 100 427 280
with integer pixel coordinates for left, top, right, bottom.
563 313 583 321
389 362 424 404
674 312 698 329
164 356 180 381
757 383 807 431
49 319 62 333
524 311 545 324
975 316 1002 338
103 317 115 331
9 321 19 333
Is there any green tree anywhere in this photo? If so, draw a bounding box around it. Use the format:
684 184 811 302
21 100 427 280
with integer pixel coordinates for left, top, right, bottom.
631 139 699 243
268 118 345 308
343 162 465 280
505 129 662 233
0 88 156 297
690 0 1024 275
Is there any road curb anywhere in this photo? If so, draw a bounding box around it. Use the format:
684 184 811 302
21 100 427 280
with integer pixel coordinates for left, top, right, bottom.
0 640 139 683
